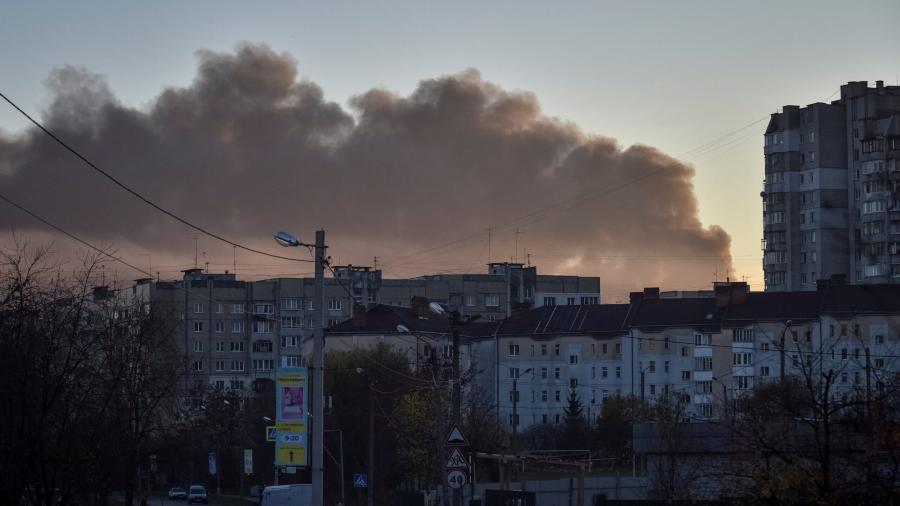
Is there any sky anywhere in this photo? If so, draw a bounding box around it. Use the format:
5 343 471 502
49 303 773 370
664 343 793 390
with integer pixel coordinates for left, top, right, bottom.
1 0 898 298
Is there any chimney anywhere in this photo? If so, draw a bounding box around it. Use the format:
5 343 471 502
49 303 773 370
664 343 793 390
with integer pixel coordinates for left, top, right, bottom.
643 287 660 300
410 296 430 318
629 291 644 304
713 280 749 308
352 304 367 328
876 80 884 89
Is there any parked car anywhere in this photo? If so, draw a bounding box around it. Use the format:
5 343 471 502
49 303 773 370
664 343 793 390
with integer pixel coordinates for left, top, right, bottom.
259 485 312 506
168 487 187 500
187 485 208 504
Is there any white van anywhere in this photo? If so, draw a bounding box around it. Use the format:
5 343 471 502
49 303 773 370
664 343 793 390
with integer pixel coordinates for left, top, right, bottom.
259 485 313 506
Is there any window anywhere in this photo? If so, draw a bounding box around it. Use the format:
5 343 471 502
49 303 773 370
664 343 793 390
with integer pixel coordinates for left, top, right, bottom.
876 358 885 369
554 367 561 379
616 366 621 378
282 335 299 348
694 334 710 346
216 341 225 352
649 385 656 396
215 360 225 372
543 297 556 307
282 316 303 329
554 344 560 356
193 321 204 332
232 303 245 314
569 354 578 365
328 319 340 328
231 360 245 372
648 361 656 373
281 298 299 310
193 360 203 371
841 348 848 360
282 355 301 367
734 376 752 390
602 343 608 354
570 378 578 388
681 371 690 380
253 320 273 333
193 303 203 314
253 340 273 353
694 357 712 371
541 344 547 355
230 341 244 352
530 344 535 357
327 299 342 311
555 390 561 402
214 380 225 390
508 390 520 402
215 321 225 333
509 368 520 379
694 381 712 394
231 320 245 333
193 340 203 352
307 299 315 310
215 303 224 314
792 355 800 368
229 380 245 390
760 366 770 377
734 328 753 342
254 303 274 315
567 297 576 305
580 296 599 305
681 346 690 357
761 342 769 352
876 334 885 344
733 352 752 365
809 131 815 143
664 361 670 373
541 367 548 379
541 390 548 402
508 344 520 356
465 295 475 307
863 200 887 214
485 295 500 307
601 367 608 378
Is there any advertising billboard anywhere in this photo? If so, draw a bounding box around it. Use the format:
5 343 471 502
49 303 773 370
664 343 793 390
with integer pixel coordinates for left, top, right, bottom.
275 367 309 467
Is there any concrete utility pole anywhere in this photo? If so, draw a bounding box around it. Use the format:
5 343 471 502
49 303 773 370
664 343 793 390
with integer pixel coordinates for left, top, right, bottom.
368 382 375 506
451 316 462 506
313 230 326 506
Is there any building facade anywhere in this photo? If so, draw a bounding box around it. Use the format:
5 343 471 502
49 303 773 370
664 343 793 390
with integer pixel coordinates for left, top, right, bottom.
762 80 900 291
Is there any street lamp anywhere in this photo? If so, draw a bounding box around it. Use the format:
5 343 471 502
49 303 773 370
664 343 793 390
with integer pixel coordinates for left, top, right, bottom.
274 229 326 506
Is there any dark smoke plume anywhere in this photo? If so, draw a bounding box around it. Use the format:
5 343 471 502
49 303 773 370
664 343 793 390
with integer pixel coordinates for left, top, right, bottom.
0 43 731 300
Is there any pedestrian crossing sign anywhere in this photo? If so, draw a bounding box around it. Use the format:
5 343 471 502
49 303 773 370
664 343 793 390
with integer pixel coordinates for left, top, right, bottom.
353 473 368 488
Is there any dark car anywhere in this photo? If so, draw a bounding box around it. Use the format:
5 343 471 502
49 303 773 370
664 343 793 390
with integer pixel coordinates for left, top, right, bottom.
187 485 208 504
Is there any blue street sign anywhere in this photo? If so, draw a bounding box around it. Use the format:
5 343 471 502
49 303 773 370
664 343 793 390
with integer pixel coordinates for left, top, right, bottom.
353 473 368 488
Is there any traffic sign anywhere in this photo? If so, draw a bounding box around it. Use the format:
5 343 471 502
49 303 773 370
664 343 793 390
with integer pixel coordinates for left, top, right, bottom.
266 426 277 442
447 470 466 489
446 426 468 446
446 448 467 469
353 474 368 488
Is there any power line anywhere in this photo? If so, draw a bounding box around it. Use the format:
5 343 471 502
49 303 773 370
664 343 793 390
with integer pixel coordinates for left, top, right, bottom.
0 92 312 264
0 191 154 278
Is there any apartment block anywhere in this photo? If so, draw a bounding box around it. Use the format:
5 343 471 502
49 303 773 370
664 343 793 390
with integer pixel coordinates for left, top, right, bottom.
762 80 900 291
331 279 900 431
132 263 599 394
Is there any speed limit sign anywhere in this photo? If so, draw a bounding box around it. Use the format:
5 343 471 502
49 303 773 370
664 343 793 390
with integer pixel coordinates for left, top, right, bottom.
447 469 466 489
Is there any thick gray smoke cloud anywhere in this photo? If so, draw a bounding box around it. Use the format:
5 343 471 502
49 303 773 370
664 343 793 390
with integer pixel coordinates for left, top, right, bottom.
0 43 731 299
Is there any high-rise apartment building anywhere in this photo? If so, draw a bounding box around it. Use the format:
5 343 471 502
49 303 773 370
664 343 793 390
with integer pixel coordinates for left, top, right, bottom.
762 80 900 291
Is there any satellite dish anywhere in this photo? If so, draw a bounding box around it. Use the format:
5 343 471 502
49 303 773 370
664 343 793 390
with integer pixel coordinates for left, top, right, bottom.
396 324 410 333
429 302 446 315
274 231 301 247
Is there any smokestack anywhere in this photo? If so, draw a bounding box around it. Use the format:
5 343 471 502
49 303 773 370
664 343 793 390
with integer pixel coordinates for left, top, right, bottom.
643 287 660 300
352 303 367 328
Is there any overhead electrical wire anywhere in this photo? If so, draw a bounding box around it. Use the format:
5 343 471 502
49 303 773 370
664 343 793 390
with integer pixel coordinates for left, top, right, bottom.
0 92 312 264
0 191 155 278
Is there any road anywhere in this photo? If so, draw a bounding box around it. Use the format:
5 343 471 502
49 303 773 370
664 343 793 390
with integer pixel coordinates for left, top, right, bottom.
143 496 257 506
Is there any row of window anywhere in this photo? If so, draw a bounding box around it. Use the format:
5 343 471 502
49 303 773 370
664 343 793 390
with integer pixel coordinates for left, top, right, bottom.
190 299 346 315
191 317 343 333
508 342 622 358
192 356 302 372
542 296 600 307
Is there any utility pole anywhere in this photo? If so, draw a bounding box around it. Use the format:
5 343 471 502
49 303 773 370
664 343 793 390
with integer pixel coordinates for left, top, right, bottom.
780 321 791 382
451 316 462 506
368 382 375 506
313 230 326 506
511 376 519 453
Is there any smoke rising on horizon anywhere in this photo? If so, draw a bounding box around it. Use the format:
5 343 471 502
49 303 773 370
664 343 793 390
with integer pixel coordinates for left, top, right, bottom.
0 43 732 299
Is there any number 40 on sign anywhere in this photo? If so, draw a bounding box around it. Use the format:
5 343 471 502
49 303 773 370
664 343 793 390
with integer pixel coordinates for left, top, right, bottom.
447 469 466 489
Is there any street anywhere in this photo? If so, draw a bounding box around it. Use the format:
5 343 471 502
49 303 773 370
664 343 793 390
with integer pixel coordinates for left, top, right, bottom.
141 496 256 506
